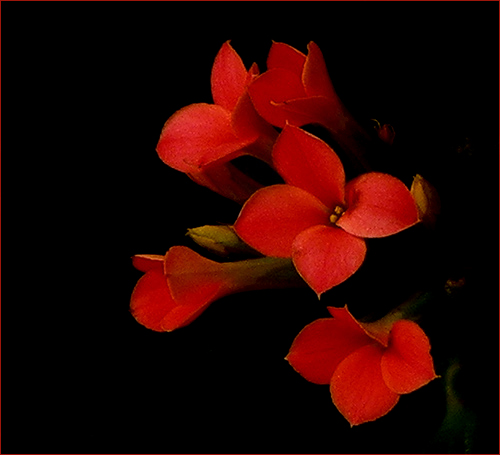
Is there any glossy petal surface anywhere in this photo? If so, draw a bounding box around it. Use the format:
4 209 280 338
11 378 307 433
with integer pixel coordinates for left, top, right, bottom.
234 185 330 258
211 41 248 111
381 320 438 394
273 125 345 208
286 313 372 384
156 103 252 172
292 225 366 296
331 344 400 426
337 173 419 238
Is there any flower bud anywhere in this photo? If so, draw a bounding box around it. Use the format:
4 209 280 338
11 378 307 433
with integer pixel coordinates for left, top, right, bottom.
187 225 257 256
410 174 441 228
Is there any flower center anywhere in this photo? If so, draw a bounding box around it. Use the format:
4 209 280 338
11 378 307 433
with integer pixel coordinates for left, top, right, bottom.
329 205 345 225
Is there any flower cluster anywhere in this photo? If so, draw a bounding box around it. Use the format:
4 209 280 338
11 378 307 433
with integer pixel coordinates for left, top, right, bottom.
131 41 438 426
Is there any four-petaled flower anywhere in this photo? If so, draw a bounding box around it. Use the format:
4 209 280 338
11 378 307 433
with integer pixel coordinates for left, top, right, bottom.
156 41 278 203
234 125 419 296
286 306 438 426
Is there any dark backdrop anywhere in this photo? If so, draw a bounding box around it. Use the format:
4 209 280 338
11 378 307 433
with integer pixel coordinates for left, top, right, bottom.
2 2 498 454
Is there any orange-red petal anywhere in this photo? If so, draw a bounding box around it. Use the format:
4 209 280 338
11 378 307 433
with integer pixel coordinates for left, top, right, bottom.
286 312 372 385
234 184 331 258
131 254 164 273
267 41 306 74
130 268 177 332
156 103 252 172
330 344 400 426
273 125 345 208
292 225 366 296
337 172 419 238
381 319 438 394
302 42 336 99
248 68 308 128
211 41 248 111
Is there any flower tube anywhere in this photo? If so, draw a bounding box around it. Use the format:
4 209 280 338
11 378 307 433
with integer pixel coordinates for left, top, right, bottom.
130 246 304 332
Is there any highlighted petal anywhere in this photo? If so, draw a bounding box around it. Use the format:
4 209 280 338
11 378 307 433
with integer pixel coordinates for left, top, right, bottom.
234 185 331 258
267 41 306 74
331 344 400 426
286 314 372 385
132 254 164 273
381 320 438 394
156 103 252 172
337 173 419 238
273 125 345 208
130 269 177 332
303 42 336 99
292 225 366 296
211 41 248 111
248 68 308 128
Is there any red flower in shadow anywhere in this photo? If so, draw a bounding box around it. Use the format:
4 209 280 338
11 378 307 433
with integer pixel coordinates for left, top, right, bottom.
156 41 277 203
248 41 376 170
130 246 302 332
286 306 438 426
234 125 419 296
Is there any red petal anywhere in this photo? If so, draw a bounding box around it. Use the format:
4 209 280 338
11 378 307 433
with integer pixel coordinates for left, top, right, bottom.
330 344 400 426
336 172 419 238
131 254 164 272
273 125 345 208
303 42 336 99
286 312 372 385
234 185 330 258
231 90 278 153
164 246 228 304
130 269 177 332
381 320 438 394
156 103 252 172
248 68 308 128
267 41 306 74
211 41 248 111
292 225 366 296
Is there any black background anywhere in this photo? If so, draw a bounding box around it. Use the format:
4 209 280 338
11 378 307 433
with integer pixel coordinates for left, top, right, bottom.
1 2 498 454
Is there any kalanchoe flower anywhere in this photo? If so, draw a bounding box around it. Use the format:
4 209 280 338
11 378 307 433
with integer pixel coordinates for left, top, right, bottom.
130 246 303 332
286 306 438 426
248 41 375 171
156 41 278 203
234 125 419 296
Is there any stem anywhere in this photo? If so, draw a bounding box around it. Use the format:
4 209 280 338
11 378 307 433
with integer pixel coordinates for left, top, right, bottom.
221 256 306 293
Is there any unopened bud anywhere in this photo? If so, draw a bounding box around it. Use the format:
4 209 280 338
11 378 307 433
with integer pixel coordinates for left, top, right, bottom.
187 225 257 256
410 174 441 228
372 119 395 145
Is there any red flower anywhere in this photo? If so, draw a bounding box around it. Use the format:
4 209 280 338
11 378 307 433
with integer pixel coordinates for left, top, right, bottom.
130 246 302 332
248 41 375 170
156 41 278 203
234 125 419 296
286 306 438 426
